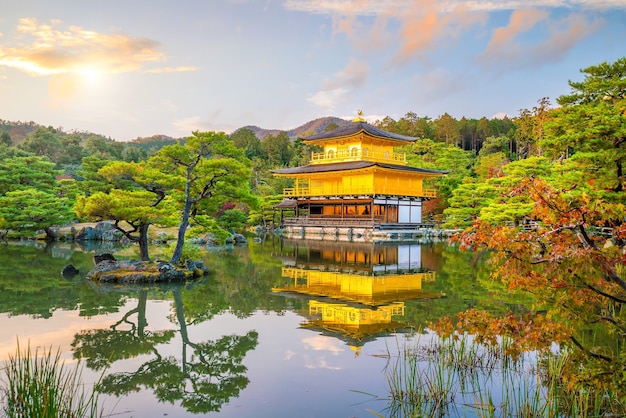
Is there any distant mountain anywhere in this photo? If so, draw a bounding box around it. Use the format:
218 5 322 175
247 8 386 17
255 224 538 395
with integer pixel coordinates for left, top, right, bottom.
0 115 350 146
0 119 41 144
236 116 349 140
130 135 178 153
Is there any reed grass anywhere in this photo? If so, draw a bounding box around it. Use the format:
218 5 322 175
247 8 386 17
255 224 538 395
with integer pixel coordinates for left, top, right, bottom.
1 340 104 418
374 333 626 418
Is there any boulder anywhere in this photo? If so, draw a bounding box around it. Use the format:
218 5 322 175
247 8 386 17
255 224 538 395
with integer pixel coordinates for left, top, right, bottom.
86 259 208 283
94 253 116 265
61 264 80 278
75 226 97 241
232 233 248 245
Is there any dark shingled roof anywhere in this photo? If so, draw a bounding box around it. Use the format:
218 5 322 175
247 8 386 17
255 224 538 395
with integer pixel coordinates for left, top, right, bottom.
271 161 448 175
300 121 417 143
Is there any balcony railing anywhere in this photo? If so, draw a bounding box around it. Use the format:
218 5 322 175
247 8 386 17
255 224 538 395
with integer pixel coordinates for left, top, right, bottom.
282 186 437 198
310 149 406 165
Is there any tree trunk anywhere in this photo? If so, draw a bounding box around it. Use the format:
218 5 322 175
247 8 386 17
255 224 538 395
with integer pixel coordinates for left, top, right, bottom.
170 167 193 265
139 222 150 261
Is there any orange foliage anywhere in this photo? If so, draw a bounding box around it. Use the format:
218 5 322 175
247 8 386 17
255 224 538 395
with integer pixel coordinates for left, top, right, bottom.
439 178 626 370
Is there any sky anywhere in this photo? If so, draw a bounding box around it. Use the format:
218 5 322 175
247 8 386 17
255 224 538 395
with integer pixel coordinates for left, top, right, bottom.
0 0 624 142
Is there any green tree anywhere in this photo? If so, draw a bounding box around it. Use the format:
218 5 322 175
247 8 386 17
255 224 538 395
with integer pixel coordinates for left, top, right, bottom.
0 188 74 240
122 145 148 162
76 155 115 195
458 117 477 151
150 132 257 264
475 117 492 153
514 97 551 159
479 135 513 160
0 156 60 195
260 132 293 167
397 112 434 138
229 128 261 160
473 152 509 181
543 58 626 193
75 161 175 261
57 134 87 167
0 131 12 147
216 208 248 231
433 113 459 145
84 135 124 160
442 179 499 228
375 116 398 133
406 139 474 206
18 126 63 162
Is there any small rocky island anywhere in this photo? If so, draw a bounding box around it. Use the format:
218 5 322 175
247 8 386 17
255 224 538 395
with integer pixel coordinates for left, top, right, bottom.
85 253 208 283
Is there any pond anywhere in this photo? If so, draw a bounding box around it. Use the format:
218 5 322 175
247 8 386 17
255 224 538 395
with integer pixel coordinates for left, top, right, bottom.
0 237 532 417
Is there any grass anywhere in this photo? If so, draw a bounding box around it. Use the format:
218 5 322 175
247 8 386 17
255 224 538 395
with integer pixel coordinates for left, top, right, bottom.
368 333 626 418
1 340 105 418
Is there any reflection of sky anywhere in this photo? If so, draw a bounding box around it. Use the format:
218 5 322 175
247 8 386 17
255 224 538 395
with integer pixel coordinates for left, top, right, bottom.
0 300 176 363
0 296 544 417
0 300 393 417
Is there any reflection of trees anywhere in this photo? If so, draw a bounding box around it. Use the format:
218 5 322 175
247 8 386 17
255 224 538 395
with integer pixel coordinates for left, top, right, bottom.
72 290 175 369
0 243 125 318
73 285 258 414
402 245 534 328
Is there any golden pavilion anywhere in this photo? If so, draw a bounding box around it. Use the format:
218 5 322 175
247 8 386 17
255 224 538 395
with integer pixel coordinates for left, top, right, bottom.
271 113 447 240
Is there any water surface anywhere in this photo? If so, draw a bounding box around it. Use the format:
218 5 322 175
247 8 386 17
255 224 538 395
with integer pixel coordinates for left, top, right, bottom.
0 238 530 417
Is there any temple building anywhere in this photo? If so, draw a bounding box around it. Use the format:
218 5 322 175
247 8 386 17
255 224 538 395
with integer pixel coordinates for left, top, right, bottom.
271 113 447 241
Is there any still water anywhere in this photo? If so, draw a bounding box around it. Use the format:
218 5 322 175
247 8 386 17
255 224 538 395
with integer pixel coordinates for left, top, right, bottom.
0 237 529 417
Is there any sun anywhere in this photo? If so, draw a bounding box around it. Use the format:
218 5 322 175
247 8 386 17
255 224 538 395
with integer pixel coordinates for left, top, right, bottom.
76 67 104 85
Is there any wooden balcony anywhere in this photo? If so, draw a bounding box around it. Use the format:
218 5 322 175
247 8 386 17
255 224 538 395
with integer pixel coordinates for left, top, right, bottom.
282 186 437 198
310 149 406 165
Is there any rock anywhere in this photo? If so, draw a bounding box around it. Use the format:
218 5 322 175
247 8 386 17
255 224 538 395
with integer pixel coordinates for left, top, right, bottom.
232 233 247 245
94 253 116 265
101 229 123 241
75 226 97 241
94 221 114 236
186 259 209 275
61 264 80 278
86 259 208 283
157 261 176 272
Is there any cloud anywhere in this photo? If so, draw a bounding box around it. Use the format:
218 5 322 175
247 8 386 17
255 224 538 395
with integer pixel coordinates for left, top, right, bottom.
483 9 549 55
286 0 617 69
479 11 604 68
0 18 166 76
307 87 348 110
172 116 213 133
308 58 369 111
144 66 199 74
390 1 488 65
284 0 626 15
321 58 369 90
302 335 344 354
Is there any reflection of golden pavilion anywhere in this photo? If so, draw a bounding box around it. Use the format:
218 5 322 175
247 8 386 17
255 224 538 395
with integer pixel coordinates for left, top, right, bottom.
278 267 438 307
272 240 445 348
